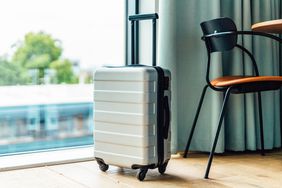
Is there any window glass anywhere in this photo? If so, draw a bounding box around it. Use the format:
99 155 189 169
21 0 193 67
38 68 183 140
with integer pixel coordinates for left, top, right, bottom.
0 0 125 155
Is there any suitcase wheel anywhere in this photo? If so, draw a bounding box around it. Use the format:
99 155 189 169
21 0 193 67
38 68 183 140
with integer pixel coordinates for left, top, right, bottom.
158 161 168 175
97 160 109 172
137 168 148 181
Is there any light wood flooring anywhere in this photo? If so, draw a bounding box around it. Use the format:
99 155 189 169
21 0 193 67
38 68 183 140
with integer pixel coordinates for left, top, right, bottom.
0 150 281 188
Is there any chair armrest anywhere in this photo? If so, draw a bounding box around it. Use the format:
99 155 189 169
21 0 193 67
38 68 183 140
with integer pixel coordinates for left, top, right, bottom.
202 31 282 43
237 31 282 43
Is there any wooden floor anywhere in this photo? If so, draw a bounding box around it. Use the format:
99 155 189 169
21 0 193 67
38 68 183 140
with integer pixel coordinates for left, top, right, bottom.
0 150 281 188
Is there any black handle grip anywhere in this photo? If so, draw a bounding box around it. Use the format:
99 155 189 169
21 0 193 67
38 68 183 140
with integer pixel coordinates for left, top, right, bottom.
129 13 158 21
163 96 170 139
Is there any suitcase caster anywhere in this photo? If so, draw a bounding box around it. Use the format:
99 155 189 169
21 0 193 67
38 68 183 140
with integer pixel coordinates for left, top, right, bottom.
99 163 109 172
158 161 168 175
137 168 148 181
96 159 109 172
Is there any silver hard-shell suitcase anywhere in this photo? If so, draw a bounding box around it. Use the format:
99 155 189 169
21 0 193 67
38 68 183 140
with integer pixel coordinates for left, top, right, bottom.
93 13 171 181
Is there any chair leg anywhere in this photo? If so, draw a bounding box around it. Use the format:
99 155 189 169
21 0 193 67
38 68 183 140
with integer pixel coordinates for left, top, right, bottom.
204 87 232 179
184 85 209 158
257 92 265 156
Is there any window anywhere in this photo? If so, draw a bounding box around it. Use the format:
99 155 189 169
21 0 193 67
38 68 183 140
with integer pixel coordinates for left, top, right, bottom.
0 0 125 156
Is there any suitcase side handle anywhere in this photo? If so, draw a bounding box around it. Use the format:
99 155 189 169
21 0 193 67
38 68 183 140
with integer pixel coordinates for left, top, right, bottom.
129 13 159 66
163 96 170 139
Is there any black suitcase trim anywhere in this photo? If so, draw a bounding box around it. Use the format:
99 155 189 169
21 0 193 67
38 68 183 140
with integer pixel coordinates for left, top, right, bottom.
154 66 166 167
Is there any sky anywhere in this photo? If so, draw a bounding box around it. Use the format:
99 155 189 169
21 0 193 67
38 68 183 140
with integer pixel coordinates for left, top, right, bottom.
0 0 125 69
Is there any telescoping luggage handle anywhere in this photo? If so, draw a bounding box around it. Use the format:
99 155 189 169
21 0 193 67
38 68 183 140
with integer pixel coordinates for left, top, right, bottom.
129 13 159 66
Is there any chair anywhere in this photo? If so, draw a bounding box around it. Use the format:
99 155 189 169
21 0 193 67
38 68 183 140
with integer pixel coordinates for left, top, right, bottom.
183 17 282 179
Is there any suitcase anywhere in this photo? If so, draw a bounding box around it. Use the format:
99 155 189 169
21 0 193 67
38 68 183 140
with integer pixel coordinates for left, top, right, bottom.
93 13 171 181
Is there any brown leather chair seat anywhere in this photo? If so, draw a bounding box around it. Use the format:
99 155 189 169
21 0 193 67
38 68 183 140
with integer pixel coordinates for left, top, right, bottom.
211 76 282 87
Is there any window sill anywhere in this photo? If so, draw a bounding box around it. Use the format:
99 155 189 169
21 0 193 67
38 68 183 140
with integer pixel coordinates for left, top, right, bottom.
0 146 94 171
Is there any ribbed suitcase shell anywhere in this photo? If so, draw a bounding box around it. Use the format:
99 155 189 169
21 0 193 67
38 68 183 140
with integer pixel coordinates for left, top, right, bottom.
94 66 171 168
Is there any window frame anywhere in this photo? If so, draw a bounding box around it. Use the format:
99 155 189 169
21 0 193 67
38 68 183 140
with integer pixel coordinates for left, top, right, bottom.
126 0 139 65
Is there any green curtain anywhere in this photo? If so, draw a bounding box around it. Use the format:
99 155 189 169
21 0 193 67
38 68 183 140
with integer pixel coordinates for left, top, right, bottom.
159 0 281 153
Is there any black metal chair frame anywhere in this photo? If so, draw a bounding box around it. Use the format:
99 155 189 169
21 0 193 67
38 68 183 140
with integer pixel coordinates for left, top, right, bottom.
183 18 282 179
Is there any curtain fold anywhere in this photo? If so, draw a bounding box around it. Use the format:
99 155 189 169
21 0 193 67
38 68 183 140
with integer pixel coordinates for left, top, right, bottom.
159 0 281 153
158 0 178 153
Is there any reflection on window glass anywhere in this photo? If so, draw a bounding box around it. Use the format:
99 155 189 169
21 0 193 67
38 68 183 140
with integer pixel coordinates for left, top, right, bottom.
0 103 93 154
0 85 94 155
0 0 125 155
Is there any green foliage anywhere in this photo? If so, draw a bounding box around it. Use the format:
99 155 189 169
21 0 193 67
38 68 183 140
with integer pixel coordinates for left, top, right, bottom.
25 54 51 69
0 58 30 85
84 74 93 84
50 59 78 84
2 31 80 85
12 32 62 68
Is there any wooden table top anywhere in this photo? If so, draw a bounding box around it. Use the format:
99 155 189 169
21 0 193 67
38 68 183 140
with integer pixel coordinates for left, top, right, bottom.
251 19 282 34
